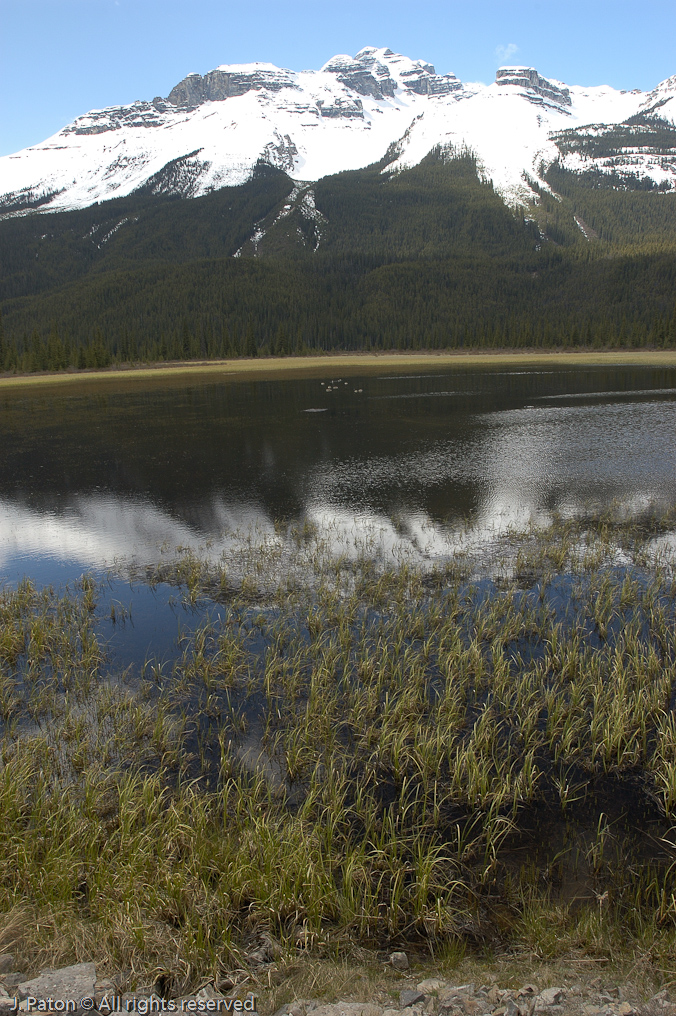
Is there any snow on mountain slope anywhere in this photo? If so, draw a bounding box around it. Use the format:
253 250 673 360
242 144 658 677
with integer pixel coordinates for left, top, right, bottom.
536 77 676 192
641 74 676 119
386 75 644 205
0 46 664 217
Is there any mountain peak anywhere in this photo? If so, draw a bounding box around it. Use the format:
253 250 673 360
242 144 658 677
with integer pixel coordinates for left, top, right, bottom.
495 66 571 107
322 47 462 98
167 63 296 107
640 73 676 115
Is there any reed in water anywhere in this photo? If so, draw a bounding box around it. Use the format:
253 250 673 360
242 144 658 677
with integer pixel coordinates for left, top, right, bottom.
2 511 676 993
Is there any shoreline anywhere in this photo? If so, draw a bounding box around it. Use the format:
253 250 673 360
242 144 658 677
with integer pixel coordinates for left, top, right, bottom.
1 348 676 389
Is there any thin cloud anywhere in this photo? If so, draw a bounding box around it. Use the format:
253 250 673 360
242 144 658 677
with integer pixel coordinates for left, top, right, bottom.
495 43 519 64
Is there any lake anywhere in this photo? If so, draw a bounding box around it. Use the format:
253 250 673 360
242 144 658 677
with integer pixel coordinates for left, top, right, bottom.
2 359 675 663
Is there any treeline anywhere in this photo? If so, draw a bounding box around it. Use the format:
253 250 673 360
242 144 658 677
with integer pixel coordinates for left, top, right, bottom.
4 314 676 374
3 151 676 371
551 114 676 162
0 319 114 372
3 261 676 374
3 246 676 369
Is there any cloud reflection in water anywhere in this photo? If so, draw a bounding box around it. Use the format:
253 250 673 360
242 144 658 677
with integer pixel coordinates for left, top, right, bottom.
1 396 675 580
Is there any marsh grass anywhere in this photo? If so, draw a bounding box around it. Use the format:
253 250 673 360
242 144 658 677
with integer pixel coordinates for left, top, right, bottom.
5 513 676 992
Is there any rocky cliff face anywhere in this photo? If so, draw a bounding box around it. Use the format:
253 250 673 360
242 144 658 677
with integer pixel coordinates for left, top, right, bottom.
495 66 571 106
322 47 461 100
165 47 464 109
322 53 397 99
62 101 168 135
317 97 364 119
167 66 297 106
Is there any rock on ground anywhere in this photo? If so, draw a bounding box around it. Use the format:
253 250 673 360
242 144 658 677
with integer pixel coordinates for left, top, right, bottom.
1 960 675 1016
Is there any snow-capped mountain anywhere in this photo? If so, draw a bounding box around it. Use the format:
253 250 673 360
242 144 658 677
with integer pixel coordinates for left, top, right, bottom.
2 45 676 217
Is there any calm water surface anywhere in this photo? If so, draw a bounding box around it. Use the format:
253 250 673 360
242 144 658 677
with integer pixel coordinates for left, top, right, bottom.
2 360 675 666
2 361 676 588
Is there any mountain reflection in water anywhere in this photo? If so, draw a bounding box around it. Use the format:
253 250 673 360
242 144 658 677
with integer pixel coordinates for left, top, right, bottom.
0 363 675 583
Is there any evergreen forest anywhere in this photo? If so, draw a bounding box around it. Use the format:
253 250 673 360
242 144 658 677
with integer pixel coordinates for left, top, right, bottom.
2 145 676 371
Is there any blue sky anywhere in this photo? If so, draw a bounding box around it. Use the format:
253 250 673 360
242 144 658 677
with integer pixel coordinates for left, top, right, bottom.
2 0 675 156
